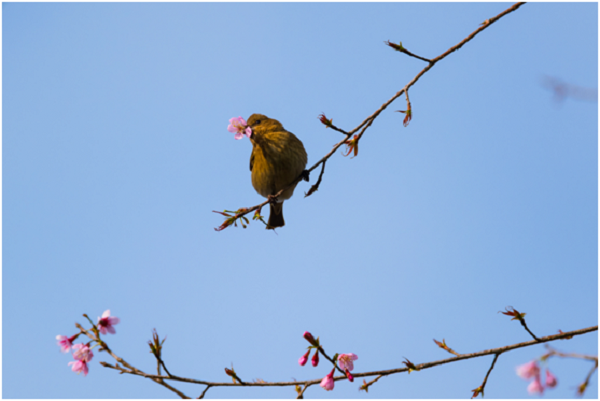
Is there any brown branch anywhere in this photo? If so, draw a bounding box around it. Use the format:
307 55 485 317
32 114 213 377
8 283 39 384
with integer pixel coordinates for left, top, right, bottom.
500 306 540 341
304 161 326 198
385 40 432 63
155 379 190 399
359 374 383 393
543 344 598 362
296 383 311 399
100 361 190 399
78 323 190 398
316 346 346 376
98 325 596 391
216 3 526 231
520 320 540 341
578 360 599 396
198 385 212 399
349 3 526 138
472 353 500 398
156 355 173 377
400 48 431 63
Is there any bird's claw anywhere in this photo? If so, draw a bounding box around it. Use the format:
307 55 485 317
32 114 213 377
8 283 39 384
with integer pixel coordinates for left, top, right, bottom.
301 170 310 182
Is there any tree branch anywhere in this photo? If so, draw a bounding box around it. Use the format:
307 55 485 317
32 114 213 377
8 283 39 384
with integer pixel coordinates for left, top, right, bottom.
215 2 527 231
98 325 597 393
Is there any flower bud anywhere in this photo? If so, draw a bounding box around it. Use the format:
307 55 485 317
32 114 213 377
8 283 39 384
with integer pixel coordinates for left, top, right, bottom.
545 369 557 388
311 350 319 367
303 331 318 346
319 368 335 391
298 350 310 366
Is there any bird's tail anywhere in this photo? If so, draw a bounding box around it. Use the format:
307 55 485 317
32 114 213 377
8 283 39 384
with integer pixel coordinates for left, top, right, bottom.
267 202 285 229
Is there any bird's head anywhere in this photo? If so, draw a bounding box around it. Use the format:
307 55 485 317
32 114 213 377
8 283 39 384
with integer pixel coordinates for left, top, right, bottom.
247 114 285 141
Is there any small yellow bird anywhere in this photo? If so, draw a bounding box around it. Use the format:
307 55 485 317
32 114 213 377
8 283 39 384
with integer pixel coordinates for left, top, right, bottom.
247 114 308 229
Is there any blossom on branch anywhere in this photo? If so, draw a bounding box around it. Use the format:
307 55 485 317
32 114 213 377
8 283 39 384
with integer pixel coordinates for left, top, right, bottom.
303 331 319 347
56 334 77 353
72 343 94 362
545 369 557 388
68 343 94 376
527 375 544 395
298 350 310 366
311 350 320 367
516 360 540 379
320 368 335 391
338 353 358 371
97 310 120 335
68 359 90 376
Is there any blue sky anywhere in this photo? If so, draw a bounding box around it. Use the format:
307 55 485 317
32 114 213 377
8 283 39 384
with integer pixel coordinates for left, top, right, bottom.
3 2 598 399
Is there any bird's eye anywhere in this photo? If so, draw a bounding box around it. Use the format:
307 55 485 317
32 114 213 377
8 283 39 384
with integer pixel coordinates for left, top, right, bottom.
254 119 261 125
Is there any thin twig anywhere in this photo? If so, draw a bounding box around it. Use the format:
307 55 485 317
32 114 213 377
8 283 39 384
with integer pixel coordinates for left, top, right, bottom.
155 378 190 399
520 320 540 342
474 353 500 398
317 346 345 376
359 374 383 393
160 359 172 377
305 161 326 198
579 360 599 396
198 385 212 399
543 345 598 362
296 383 311 399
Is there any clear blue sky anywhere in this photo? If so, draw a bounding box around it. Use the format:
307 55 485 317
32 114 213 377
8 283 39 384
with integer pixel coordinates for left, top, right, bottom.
3 2 598 399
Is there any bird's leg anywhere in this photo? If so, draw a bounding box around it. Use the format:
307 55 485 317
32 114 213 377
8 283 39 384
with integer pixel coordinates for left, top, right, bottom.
267 194 279 204
300 170 310 182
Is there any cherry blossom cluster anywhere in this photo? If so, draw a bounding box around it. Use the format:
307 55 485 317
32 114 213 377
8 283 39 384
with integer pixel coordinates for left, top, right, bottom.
55 310 119 376
516 360 557 395
298 331 358 392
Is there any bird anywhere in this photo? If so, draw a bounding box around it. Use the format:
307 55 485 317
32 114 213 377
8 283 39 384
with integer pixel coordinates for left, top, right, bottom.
246 114 308 229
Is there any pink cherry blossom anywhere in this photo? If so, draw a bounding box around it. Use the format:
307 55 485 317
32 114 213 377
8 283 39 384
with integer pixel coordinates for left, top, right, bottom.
97 309 120 335
68 344 94 376
320 368 335 391
338 353 358 372
298 350 310 366
72 343 94 362
68 359 90 376
227 116 252 140
516 360 540 379
527 374 544 395
311 351 320 367
545 369 557 388
56 334 76 353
